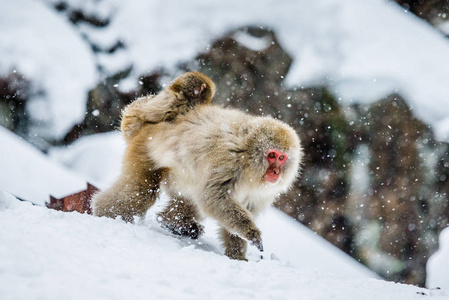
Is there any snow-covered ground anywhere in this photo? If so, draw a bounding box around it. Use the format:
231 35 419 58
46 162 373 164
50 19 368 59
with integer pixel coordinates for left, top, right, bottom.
2 190 447 300
1 129 449 299
2 0 449 140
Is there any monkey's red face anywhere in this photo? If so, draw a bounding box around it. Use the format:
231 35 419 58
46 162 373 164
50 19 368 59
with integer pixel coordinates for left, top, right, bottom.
265 150 288 183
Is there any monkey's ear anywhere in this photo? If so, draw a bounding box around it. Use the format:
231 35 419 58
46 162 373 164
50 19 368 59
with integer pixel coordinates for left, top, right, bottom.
199 83 207 97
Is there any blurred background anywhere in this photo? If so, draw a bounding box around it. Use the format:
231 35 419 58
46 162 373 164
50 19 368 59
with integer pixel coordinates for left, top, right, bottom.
1 0 449 288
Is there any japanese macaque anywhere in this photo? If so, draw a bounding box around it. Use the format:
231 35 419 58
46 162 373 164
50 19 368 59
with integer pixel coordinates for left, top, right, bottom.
92 82 302 261
121 71 215 143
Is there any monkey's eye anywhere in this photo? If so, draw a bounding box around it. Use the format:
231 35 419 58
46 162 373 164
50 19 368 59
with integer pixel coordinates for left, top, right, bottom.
268 152 276 159
279 155 284 160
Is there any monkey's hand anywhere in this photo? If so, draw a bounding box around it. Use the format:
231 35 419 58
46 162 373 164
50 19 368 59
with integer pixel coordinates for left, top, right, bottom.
246 228 263 252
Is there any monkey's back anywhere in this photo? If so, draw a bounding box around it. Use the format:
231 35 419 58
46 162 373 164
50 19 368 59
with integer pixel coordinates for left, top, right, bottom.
147 105 250 186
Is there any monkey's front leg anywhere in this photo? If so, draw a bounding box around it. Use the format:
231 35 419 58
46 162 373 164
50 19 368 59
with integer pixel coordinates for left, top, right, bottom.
202 186 263 256
220 228 248 261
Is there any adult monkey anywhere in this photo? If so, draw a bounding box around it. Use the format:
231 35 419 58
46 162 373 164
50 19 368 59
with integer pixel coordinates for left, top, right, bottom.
92 72 302 260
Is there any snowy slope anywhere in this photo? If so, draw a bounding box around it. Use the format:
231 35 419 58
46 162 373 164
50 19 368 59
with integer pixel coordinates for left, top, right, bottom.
1 192 447 300
0 126 86 205
258 208 375 278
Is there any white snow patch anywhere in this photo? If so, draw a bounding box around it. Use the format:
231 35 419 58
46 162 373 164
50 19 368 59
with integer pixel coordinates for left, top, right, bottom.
0 0 96 140
427 227 449 291
232 30 272 52
49 131 126 189
438 20 449 35
259 208 377 279
328 0 449 132
96 49 132 77
434 117 449 142
0 126 86 206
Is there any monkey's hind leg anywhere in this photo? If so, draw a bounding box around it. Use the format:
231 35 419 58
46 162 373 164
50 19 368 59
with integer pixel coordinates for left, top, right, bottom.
158 194 204 239
92 169 165 223
220 228 248 261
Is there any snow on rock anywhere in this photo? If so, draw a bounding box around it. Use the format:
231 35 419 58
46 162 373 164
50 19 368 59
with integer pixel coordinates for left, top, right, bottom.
330 0 449 131
232 30 273 52
1 192 443 300
0 126 86 206
0 0 96 140
434 117 449 142
427 227 449 291
438 20 449 35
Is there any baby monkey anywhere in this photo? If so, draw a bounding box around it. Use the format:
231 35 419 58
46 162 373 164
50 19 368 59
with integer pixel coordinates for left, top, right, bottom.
121 71 215 143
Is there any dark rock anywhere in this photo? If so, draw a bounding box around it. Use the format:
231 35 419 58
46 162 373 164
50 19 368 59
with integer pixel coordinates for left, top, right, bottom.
62 69 164 144
393 0 449 27
276 86 355 256
0 71 31 134
351 95 435 285
196 26 292 116
52 0 110 27
434 143 449 229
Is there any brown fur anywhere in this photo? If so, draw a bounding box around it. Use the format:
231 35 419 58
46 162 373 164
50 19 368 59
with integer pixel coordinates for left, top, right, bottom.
158 193 204 239
221 229 248 261
98 72 214 222
93 125 168 222
92 83 302 260
121 71 215 143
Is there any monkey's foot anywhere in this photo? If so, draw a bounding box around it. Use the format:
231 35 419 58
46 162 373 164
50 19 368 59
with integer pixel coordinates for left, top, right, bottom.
162 221 205 240
246 228 263 252
225 248 248 261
